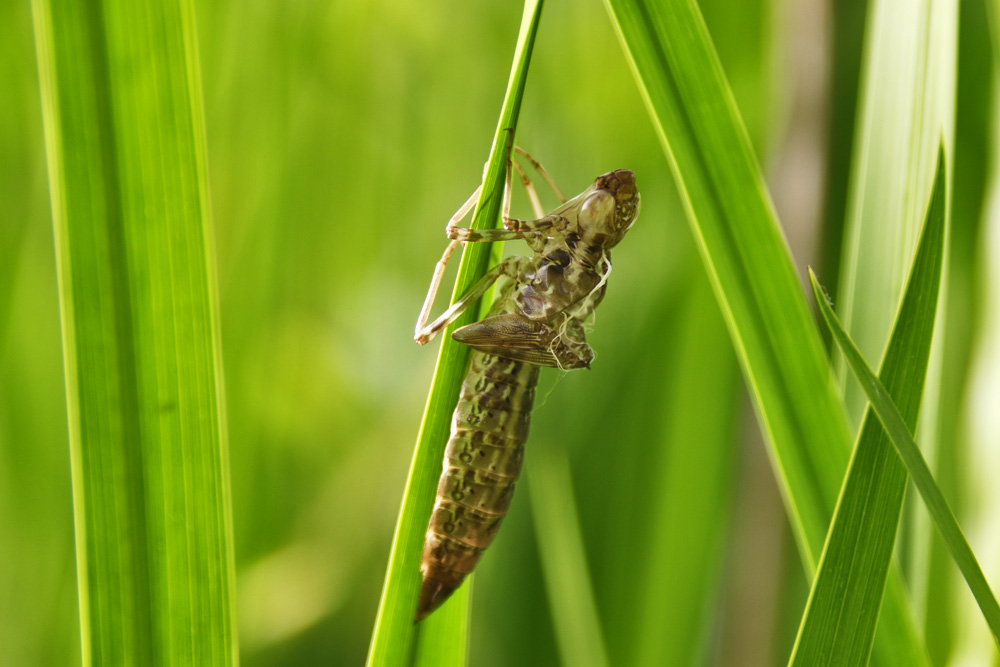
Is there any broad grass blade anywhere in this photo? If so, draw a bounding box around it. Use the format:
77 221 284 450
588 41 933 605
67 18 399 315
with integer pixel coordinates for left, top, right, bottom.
835 0 957 431
31 0 238 662
603 0 928 662
923 1 997 657
832 1 956 654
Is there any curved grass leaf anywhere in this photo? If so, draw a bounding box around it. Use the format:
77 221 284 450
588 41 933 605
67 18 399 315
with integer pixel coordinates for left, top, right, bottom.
603 0 928 662
810 270 1000 649
366 2 544 664
790 148 946 666
31 0 237 663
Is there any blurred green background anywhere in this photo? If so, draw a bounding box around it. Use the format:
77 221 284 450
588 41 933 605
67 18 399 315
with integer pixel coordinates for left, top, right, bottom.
3 0 998 664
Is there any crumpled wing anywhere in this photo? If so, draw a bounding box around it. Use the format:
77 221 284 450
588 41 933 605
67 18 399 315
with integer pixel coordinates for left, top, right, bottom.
452 313 593 369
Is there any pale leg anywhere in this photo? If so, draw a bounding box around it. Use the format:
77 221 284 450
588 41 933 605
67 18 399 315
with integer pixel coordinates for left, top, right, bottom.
514 146 566 204
415 185 482 341
415 148 565 344
415 256 528 345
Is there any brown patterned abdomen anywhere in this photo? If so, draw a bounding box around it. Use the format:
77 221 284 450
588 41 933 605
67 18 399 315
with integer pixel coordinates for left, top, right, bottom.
417 351 540 620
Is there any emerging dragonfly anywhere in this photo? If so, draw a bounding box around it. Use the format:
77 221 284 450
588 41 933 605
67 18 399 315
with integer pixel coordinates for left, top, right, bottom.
413 149 640 620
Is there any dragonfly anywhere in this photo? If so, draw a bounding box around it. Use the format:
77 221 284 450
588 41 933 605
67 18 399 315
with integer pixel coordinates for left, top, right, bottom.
413 149 640 620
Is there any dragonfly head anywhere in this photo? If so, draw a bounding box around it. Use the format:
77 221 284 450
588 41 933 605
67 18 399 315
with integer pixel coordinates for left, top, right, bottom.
577 169 640 249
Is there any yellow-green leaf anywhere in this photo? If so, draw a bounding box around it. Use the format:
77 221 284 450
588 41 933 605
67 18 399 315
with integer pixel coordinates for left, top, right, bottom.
32 0 238 662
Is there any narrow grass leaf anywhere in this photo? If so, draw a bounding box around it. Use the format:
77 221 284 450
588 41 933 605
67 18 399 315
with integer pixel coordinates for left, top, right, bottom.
365 2 543 664
790 149 946 666
810 271 1000 648
603 1 928 662
529 447 610 667
31 0 237 663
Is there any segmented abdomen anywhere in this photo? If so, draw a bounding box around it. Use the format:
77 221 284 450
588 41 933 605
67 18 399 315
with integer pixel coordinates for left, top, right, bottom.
417 350 540 620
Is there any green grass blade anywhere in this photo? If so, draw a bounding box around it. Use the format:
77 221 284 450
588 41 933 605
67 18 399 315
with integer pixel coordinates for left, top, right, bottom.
365 2 543 664
986 0 1000 82
835 0 957 428
924 1 997 657
831 1 957 653
605 0 848 559
818 0 868 289
810 272 1000 649
603 1 928 662
789 149 946 666
529 447 610 667
31 0 237 663
413 584 471 667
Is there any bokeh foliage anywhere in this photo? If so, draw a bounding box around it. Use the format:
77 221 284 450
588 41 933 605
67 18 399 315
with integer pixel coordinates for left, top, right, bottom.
3 0 998 665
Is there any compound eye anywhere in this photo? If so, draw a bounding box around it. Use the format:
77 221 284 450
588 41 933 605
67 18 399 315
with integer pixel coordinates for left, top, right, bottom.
578 191 614 233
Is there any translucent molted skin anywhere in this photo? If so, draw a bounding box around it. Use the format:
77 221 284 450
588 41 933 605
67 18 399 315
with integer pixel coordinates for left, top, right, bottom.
416 170 640 620
417 347 539 620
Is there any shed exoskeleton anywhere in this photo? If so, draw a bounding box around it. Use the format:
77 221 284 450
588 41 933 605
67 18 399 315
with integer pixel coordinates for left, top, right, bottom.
413 151 640 620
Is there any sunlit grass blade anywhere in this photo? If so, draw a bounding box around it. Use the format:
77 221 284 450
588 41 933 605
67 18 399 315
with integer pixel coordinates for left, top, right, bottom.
365 2 543 664
604 0 847 555
529 446 609 667
790 149 946 666
924 1 997 657
835 0 956 428
413 584 470 667
991 0 1000 66
810 269 1000 648
832 1 956 649
31 0 237 663
603 0 927 661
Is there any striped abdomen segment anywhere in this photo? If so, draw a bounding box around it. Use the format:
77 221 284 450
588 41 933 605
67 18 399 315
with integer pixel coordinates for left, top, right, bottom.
417 350 540 620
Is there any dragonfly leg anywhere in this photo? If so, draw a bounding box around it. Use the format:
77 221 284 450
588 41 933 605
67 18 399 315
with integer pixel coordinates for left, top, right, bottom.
447 151 543 240
500 147 565 231
514 146 567 204
443 184 483 239
415 238 462 342
511 159 546 219
443 160 550 242
417 149 566 346
502 161 565 241
415 256 529 345
416 185 486 342
449 160 552 243
447 226 540 243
